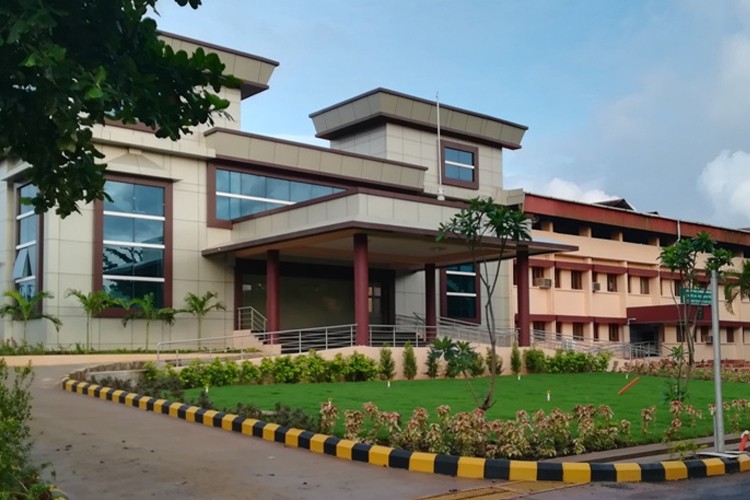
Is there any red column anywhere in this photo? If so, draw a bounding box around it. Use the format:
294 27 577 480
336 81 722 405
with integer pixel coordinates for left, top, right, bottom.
266 250 280 343
353 234 369 346
516 251 531 347
425 263 437 341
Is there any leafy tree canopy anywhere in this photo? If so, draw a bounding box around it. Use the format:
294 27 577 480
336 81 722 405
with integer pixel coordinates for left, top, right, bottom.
0 0 240 216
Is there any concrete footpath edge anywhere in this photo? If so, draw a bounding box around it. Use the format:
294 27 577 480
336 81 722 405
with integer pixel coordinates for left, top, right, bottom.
61 377 750 483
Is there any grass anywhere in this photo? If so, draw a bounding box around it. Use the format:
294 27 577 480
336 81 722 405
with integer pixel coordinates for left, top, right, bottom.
186 372 750 444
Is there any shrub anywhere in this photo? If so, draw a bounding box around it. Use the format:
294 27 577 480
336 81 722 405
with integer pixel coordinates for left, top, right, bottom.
485 348 503 375
467 351 485 377
271 355 302 384
378 346 396 380
510 342 522 375
258 357 275 384
343 352 378 382
523 348 547 373
203 358 240 387
402 342 418 380
0 360 52 496
239 360 260 384
177 359 205 388
425 348 439 378
298 350 333 383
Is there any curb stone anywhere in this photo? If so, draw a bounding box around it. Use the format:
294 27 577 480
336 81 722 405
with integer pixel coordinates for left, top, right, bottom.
61 377 750 483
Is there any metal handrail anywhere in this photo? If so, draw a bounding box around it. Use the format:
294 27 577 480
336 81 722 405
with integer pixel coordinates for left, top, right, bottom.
236 306 267 332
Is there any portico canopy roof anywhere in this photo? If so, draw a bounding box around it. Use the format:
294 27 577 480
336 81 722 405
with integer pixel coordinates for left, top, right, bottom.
202 191 576 270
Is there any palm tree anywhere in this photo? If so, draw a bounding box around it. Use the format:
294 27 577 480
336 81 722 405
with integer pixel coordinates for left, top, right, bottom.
121 293 176 351
0 290 62 344
724 260 750 313
65 289 120 350
181 291 226 347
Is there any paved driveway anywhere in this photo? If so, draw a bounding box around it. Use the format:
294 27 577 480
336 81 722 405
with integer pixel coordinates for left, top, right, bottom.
25 361 490 499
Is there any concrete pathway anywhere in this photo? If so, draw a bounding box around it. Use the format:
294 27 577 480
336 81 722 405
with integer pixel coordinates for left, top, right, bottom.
21 358 491 499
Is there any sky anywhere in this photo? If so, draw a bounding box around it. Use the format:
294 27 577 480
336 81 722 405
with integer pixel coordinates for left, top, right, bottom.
155 0 750 229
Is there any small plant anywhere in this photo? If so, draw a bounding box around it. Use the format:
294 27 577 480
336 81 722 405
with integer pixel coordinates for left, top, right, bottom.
523 348 547 373
485 348 503 375
343 351 378 382
666 439 707 460
425 346 440 379
378 346 396 381
320 399 338 434
121 292 176 351
641 405 656 435
402 342 418 380
0 290 62 344
510 342 522 375
181 291 226 344
0 360 52 496
66 288 120 350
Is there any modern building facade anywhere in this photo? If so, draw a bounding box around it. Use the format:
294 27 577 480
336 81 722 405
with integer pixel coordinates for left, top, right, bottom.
515 193 750 360
1 33 564 349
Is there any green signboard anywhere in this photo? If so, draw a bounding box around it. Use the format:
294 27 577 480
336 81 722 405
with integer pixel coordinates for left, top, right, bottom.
680 288 711 305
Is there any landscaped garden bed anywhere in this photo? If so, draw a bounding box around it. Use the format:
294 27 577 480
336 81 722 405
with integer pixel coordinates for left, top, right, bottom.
88 347 750 461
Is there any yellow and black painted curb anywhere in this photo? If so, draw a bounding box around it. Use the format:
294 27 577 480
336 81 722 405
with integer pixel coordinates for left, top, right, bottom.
62 377 750 483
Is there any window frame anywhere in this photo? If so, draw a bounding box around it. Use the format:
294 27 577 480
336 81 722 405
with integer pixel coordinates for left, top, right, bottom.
639 276 650 295
441 264 481 323
94 175 173 316
608 324 620 342
440 140 479 189
606 273 618 292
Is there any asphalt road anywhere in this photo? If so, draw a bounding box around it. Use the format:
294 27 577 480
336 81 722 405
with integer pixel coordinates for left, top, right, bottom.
26 363 490 499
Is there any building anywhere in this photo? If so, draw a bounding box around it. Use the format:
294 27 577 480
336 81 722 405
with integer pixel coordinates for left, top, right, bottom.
1 33 566 350
515 193 750 360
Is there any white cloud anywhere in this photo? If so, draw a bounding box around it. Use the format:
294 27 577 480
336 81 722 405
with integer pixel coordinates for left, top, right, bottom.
533 178 621 205
698 150 750 224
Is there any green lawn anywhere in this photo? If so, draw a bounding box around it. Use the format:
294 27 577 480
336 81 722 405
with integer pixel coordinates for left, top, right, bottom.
186 373 750 443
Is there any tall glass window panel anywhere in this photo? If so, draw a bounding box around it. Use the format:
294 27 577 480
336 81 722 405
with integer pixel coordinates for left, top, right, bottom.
103 180 165 305
445 264 477 321
215 169 344 220
15 184 39 298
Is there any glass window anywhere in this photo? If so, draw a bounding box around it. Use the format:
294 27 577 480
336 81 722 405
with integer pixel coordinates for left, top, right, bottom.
573 323 584 341
14 184 40 299
102 180 167 306
640 277 650 294
608 324 620 342
215 169 344 220
443 146 476 184
445 264 478 321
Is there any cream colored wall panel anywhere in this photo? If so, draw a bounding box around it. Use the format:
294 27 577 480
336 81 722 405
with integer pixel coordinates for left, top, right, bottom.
298 147 323 169
173 249 200 281
173 188 201 223
274 143 300 166
364 196 395 222
320 153 343 176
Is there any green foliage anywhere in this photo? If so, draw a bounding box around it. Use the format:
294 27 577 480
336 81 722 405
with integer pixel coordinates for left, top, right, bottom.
270 355 303 384
659 231 732 391
238 360 260 384
510 342 522 375
425 348 439 379
121 292 176 351
343 352 379 382
485 348 503 375
666 439 707 460
0 360 52 496
0 290 62 344
724 260 750 313
0 0 240 216
402 342 418 380
378 346 396 381
66 288 121 350
523 348 547 373
545 350 611 374
181 291 226 341
297 350 334 383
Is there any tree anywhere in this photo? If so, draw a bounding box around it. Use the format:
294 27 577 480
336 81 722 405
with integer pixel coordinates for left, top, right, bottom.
121 292 177 351
181 291 226 345
66 289 120 350
0 290 61 344
659 231 732 397
723 260 750 314
437 196 531 410
0 0 240 217
402 341 417 380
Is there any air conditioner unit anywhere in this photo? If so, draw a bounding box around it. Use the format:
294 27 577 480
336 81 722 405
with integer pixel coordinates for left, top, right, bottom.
592 282 601 292
534 278 552 288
